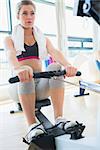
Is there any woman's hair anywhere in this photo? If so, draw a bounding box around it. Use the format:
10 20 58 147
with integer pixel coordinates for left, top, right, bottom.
16 0 36 15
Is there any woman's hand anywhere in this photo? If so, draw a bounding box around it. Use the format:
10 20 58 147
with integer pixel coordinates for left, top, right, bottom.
65 65 77 77
15 65 33 82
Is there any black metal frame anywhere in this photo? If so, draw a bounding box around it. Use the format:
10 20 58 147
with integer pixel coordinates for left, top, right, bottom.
74 80 100 97
10 96 85 149
28 97 85 150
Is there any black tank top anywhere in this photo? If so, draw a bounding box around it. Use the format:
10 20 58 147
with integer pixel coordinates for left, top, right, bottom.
17 42 39 61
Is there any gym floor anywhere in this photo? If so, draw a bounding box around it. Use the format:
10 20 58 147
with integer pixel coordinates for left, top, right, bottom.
0 85 100 150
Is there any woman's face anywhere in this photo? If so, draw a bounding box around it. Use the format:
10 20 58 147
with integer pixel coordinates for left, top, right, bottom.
18 5 35 28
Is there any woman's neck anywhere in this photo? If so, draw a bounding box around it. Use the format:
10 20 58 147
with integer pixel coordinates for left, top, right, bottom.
24 28 33 36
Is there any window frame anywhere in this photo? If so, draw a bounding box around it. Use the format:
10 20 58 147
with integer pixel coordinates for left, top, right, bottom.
0 0 12 34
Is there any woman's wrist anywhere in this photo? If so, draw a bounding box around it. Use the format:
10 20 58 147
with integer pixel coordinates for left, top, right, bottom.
13 65 21 70
13 65 33 76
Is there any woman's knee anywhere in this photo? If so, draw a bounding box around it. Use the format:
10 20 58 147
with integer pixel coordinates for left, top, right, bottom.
47 63 64 88
47 63 62 71
18 79 35 95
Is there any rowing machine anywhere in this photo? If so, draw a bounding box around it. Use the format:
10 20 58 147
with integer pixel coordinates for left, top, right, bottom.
9 69 85 150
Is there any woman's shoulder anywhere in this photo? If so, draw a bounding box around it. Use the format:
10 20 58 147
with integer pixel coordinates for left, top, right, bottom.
4 35 14 50
5 35 12 41
4 35 13 44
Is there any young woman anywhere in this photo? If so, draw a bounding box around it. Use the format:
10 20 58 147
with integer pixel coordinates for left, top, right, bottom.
4 0 77 143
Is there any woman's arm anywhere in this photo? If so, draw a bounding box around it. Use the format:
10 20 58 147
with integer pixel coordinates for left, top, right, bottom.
4 36 33 82
46 38 71 67
4 36 20 70
46 38 77 77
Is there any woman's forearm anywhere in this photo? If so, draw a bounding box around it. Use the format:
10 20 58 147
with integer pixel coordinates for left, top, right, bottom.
52 50 71 67
46 38 72 67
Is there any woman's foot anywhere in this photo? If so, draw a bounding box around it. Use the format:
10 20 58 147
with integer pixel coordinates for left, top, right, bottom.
55 116 85 139
55 116 77 131
26 123 45 143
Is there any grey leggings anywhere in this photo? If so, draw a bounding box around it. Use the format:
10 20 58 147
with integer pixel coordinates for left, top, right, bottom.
18 63 64 100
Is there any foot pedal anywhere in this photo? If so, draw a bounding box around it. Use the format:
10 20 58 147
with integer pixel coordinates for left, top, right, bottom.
70 125 85 140
65 122 85 140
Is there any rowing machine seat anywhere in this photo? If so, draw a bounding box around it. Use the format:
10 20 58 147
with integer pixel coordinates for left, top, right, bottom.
10 98 51 114
35 98 51 110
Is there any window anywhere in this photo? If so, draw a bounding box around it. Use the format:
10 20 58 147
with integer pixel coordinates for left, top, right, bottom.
0 0 8 31
0 0 12 49
66 9 93 38
0 0 12 85
65 6 93 56
35 2 57 35
42 0 55 3
65 0 74 7
0 33 8 49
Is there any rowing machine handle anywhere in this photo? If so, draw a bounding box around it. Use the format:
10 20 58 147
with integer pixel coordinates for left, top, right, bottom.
8 70 81 84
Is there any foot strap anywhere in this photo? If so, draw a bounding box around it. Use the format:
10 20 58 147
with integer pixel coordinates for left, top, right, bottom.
56 121 85 140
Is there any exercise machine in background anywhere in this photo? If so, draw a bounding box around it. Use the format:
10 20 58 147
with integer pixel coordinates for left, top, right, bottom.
74 0 100 25
73 0 100 97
